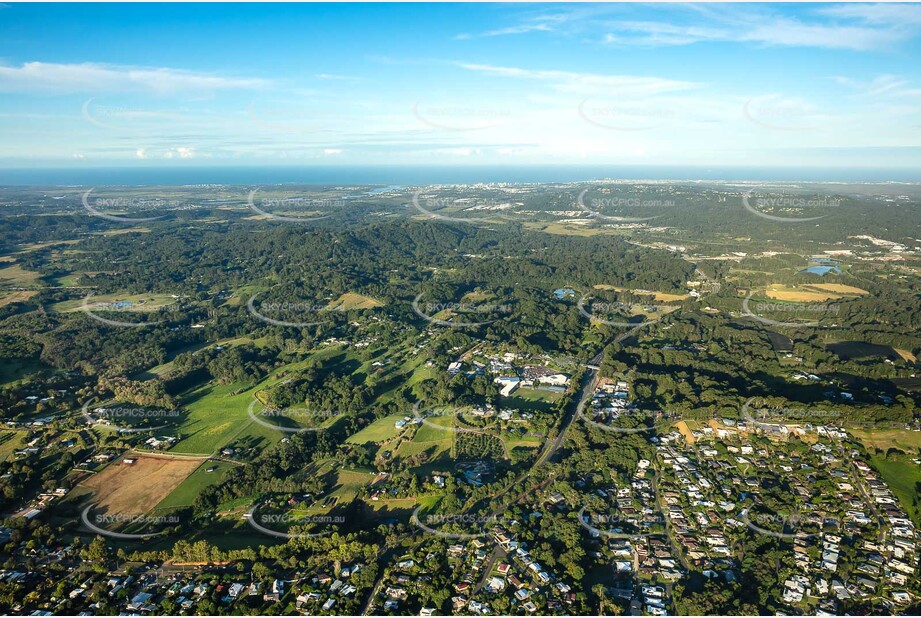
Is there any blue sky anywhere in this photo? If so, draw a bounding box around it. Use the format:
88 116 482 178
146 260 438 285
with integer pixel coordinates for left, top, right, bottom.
1 2 919 169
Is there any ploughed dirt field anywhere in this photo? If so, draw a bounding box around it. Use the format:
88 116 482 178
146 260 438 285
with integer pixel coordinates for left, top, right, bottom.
82 455 203 516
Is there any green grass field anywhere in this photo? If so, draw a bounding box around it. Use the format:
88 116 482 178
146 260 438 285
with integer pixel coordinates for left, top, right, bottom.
851 428 921 454
369 497 416 512
323 292 384 311
0 430 28 462
413 415 454 441
327 469 376 503
868 454 921 525
50 292 179 313
52 274 82 287
171 381 276 454
395 415 453 461
504 434 543 450
346 414 406 444
170 355 339 454
501 387 564 412
0 263 42 286
395 439 452 460
153 460 236 511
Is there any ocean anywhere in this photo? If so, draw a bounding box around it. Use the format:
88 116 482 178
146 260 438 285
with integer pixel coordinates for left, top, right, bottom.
0 165 919 186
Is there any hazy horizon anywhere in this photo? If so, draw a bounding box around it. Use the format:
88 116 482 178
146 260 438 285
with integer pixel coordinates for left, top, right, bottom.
2 163 921 186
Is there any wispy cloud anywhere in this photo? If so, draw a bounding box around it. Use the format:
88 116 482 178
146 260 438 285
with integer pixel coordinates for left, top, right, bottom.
456 23 554 40
458 4 921 51
819 3 921 26
315 73 358 81
457 63 699 97
833 74 921 99
0 62 268 95
603 11 912 51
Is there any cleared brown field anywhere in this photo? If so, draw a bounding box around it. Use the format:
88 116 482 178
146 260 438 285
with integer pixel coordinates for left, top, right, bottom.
0 264 41 286
650 291 690 302
675 420 696 445
16 239 80 253
764 285 838 302
324 292 384 311
804 283 868 296
592 285 689 301
850 428 921 452
82 455 202 516
0 290 37 308
895 348 918 363
96 228 151 236
526 222 607 237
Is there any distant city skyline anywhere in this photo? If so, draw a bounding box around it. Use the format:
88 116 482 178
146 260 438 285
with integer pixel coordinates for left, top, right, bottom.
1 2 920 170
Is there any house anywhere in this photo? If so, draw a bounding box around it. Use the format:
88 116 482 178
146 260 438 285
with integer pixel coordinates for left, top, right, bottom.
494 376 521 397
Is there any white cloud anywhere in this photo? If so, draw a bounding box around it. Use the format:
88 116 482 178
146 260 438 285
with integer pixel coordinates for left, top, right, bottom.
741 18 900 51
603 16 904 51
819 3 921 26
164 146 195 159
323 148 343 155
456 23 554 40
457 63 698 97
462 4 921 51
832 74 921 98
315 74 358 82
0 62 268 95
135 148 147 159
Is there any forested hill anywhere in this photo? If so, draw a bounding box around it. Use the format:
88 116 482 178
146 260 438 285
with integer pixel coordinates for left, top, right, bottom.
49 219 695 297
